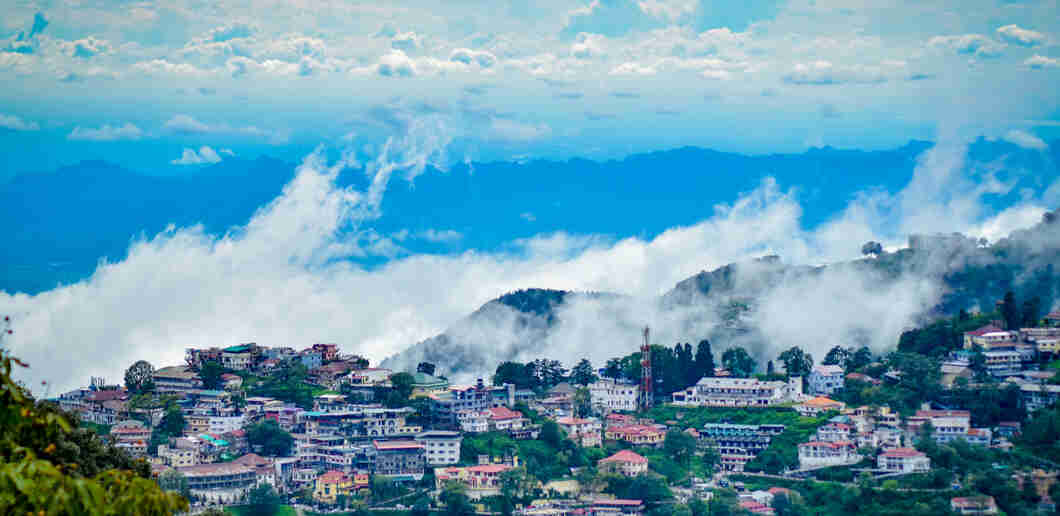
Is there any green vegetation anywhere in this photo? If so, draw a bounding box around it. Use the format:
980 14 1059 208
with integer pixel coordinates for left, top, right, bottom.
225 504 298 516
247 419 295 456
246 359 316 409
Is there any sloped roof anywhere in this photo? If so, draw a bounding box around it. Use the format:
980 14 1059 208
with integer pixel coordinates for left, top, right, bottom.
599 450 648 464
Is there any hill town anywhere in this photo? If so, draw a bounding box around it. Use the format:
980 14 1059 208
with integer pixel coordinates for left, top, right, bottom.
19 292 1060 516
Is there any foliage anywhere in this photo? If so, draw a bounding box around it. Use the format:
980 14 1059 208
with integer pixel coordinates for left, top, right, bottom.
778 347 813 378
157 468 190 499
721 347 756 378
439 481 475 516
1017 404 1060 464
821 346 850 369
200 360 226 390
383 372 416 407
247 359 315 409
861 241 883 256
247 483 284 515
124 360 156 394
570 359 598 386
160 405 186 436
247 420 294 456
0 349 185 514
416 362 436 376
493 362 533 389
662 429 696 466
460 431 588 483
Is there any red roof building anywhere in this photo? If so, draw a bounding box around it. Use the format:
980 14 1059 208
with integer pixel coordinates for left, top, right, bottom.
598 450 649 477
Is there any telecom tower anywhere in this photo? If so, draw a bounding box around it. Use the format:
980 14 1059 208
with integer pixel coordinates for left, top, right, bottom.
640 326 653 410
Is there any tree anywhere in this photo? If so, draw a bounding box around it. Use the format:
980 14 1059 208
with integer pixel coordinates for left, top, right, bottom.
861 241 883 256
417 362 437 376
124 360 155 394
574 387 591 417
157 469 189 499
663 429 696 466
387 372 416 407
540 420 563 448
0 347 187 515
766 360 775 375
493 361 532 389
247 420 294 456
721 347 756 378
440 481 475 516
160 405 186 436
694 339 715 379
778 346 813 378
570 359 598 386
602 358 624 380
1001 291 1020 331
199 361 224 390
247 483 283 515
1022 296 1042 328
848 346 873 372
822 346 851 369
529 359 567 389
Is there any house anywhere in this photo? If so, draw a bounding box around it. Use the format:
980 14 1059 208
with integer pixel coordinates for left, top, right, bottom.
738 500 775 515
815 423 853 443
983 350 1023 377
299 349 323 370
1011 381 1060 412
963 326 1018 350
808 365 845 395
153 366 202 393
698 423 785 472
940 360 974 388
877 448 930 473
845 372 880 386
411 372 450 395
908 410 970 444
598 450 649 477
797 441 858 469
951 496 999 515
177 462 257 504
995 421 1021 438
487 406 527 431
312 343 340 362
794 396 846 417
221 344 257 371
232 453 277 487
372 440 426 482
430 380 512 426
555 417 603 447
416 430 463 466
672 377 802 408
314 470 355 504
604 424 665 447
965 428 992 447
589 498 644 516
589 379 640 412
435 462 515 499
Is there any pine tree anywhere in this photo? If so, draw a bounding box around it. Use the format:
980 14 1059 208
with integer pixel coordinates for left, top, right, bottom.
694 339 715 379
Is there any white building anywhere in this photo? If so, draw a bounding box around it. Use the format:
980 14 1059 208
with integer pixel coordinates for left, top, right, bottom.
416 430 463 465
877 448 930 473
808 365 845 396
589 379 639 412
672 377 802 408
555 417 603 447
209 414 247 434
910 410 970 444
797 441 859 469
983 350 1023 378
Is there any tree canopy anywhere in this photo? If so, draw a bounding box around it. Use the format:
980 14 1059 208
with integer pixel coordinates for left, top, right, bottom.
247 420 294 456
721 347 756 378
124 360 155 394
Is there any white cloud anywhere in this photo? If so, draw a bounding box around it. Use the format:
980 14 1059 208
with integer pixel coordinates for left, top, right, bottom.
417 229 463 243
449 48 498 68
0 113 40 131
996 25 1046 47
67 122 144 141
783 61 886 85
164 114 212 135
1025 54 1060 69
1002 129 1048 150
378 49 416 77
488 118 552 142
928 34 1005 58
171 146 223 165
571 33 606 59
610 62 656 75
163 114 286 143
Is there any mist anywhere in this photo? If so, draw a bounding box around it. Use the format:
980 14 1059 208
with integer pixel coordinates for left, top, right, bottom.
1 121 1056 395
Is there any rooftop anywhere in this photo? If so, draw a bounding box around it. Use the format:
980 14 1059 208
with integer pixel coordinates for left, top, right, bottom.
488 406 523 420
154 365 200 380
177 462 254 477
599 450 648 464
882 448 926 458
373 440 424 451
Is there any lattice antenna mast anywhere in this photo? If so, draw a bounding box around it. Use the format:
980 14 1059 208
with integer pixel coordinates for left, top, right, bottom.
640 326 653 410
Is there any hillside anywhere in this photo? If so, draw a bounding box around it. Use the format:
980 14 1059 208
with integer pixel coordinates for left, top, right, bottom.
382 210 1060 378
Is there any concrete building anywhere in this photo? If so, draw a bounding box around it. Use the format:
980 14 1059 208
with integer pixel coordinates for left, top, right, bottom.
797 441 859 469
951 496 999 515
808 365 845 396
435 462 515 499
908 410 970 444
430 380 513 427
153 366 202 393
177 462 257 503
604 424 665 447
372 440 426 482
555 417 603 447
963 326 1018 350
877 448 930 473
983 350 1023 377
416 430 463 465
794 396 846 417
671 377 802 408
598 450 649 477
698 423 785 472
589 379 640 412
314 470 357 504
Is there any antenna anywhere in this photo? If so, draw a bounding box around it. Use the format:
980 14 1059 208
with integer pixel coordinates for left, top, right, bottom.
640 326 653 410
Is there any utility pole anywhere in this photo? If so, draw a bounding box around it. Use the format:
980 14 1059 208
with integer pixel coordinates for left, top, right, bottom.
640 326 653 410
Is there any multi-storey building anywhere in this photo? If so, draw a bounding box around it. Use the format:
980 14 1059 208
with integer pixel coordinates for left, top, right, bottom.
797 441 859 469
963 326 1018 350
435 463 515 499
877 448 930 473
671 377 802 408
416 430 463 465
589 379 640 412
555 417 603 447
808 365 845 396
604 424 665 447
153 366 203 393
951 496 999 515
372 440 426 482
908 410 970 444
431 380 515 427
177 462 257 503
698 423 785 472
598 450 649 477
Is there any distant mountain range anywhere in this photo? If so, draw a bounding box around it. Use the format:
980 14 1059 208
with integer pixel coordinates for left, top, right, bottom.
381 210 1060 377
4 138 1055 295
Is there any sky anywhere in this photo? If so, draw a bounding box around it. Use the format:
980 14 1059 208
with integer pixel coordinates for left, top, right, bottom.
2 1 1060 393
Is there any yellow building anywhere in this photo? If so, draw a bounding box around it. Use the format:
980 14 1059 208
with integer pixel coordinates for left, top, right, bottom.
314 470 354 504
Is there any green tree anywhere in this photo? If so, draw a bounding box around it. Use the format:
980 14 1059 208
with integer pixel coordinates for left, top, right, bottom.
440 480 475 516
848 346 873 372
778 346 813 378
603 358 624 380
540 420 563 447
574 387 592 418
571 358 598 385
247 483 283 515
199 361 224 390
157 468 189 499
493 361 533 389
388 372 416 406
417 362 437 376
247 420 294 456
822 346 851 369
1001 291 1020 330
124 360 156 394
160 405 186 436
663 429 696 466
721 347 756 378
0 348 187 515
694 339 716 379
1022 296 1042 328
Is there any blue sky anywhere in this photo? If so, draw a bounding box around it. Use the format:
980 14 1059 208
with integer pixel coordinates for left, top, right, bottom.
1 0 1059 172
3 0 1060 392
